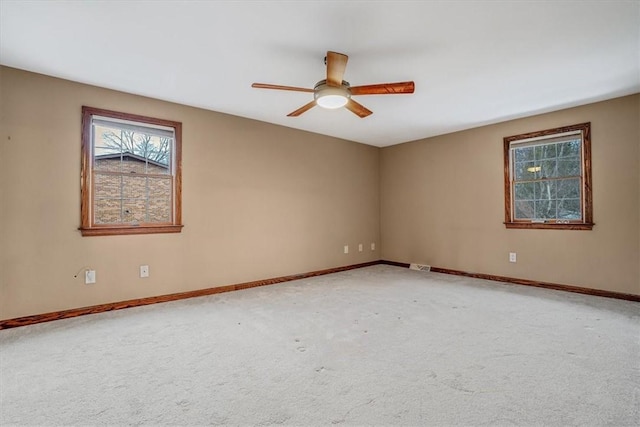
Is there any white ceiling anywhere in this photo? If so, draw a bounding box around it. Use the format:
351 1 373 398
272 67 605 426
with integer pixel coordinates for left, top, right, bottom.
1 1 638 147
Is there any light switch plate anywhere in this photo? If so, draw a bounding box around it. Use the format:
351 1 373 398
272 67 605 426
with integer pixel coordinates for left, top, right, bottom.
140 265 149 278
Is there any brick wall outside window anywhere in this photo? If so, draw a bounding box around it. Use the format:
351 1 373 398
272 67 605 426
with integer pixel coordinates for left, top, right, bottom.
93 157 171 224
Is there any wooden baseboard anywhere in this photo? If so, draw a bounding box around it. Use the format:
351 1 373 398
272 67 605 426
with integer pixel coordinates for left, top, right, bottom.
0 261 381 330
381 260 639 302
379 260 410 268
3 260 636 330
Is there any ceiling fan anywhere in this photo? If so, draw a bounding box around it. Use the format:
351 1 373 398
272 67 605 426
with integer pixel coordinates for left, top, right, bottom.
251 51 415 118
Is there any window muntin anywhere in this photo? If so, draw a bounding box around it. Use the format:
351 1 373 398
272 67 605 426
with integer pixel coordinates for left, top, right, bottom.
503 123 593 230
81 107 183 236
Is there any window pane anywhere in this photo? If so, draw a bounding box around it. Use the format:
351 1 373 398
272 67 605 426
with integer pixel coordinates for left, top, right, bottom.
558 140 580 157
122 200 147 224
535 180 556 200
539 159 557 178
515 182 535 200
94 157 121 172
515 161 537 180
148 176 172 199
146 160 171 175
94 173 121 200
514 146 534 162
122 175 146 200
120 157 146 174
535 199 557 219
537 144 556 160
557 178 580 199
94 199 121 224
515 200 535 219
533 145 542 160
93 125 123 156
148 199 172 222
557 157 580 178
558 199 581 220
145 136 172 168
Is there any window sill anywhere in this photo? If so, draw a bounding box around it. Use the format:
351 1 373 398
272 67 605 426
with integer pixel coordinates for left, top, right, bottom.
79 224 184 237
504 222 594 230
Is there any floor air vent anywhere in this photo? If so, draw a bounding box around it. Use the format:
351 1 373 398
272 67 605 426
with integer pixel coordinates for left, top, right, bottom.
409 263 431 272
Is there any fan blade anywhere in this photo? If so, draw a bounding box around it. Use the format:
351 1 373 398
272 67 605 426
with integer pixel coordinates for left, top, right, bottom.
350 81 415 96
252 83 314 93
326 51 348 87
345 99 372 118
287 101 316 117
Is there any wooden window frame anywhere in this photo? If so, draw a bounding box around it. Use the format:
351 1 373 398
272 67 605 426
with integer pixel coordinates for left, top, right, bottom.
503 122 593 230
80 106 183 236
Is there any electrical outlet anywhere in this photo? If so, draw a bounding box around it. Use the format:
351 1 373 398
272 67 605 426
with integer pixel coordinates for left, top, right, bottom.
85 270 96 284
140 265 149 278
358 243 363 252
344 245 349 254
371 243 376 251
509 252 517 263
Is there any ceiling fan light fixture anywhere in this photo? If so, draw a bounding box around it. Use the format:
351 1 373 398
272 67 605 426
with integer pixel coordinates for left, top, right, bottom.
316 93 349 109
251 52 414 118
314 82 350 109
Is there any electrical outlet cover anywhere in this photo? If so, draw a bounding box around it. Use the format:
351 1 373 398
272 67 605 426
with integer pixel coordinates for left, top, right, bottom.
85 270 96 284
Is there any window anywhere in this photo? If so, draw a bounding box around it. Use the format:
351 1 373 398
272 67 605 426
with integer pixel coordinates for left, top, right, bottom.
503 122 593 230
80 106 183 236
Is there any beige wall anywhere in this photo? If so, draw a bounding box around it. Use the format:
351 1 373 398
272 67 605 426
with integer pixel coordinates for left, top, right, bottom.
381 94 640 295
0 66 380 319
1 65 638 322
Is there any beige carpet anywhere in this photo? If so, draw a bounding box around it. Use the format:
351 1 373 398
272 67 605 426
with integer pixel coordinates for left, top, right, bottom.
1 265 638 425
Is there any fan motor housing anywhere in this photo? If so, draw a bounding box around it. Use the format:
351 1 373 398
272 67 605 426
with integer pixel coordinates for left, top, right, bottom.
313 80 351 109
314 79 351 92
